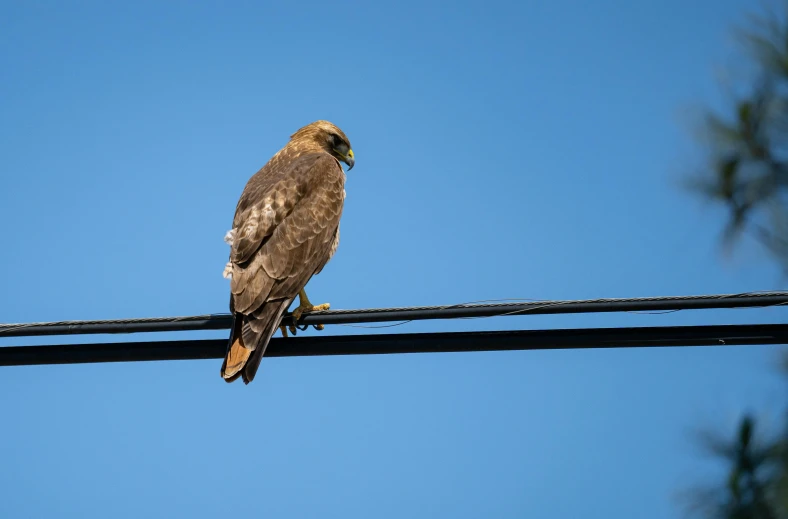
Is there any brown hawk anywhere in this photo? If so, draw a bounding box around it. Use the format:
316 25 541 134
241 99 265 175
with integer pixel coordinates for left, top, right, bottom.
220 120 354 384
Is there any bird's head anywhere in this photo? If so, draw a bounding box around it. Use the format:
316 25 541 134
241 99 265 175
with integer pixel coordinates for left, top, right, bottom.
289 120 355 171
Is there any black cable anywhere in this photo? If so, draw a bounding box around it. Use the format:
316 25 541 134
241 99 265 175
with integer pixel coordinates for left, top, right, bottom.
0 291 786 338
1 324 785 366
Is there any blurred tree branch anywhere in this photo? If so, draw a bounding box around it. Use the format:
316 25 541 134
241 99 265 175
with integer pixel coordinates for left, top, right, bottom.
683 6 788 517
681 352 788 519
692 3 788 270
688 416 786 518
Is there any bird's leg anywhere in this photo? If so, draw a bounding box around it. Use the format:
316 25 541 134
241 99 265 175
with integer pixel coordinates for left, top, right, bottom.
288 288 330 334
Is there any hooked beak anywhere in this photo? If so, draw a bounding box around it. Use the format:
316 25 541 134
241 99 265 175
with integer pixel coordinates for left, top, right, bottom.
341 149 354 171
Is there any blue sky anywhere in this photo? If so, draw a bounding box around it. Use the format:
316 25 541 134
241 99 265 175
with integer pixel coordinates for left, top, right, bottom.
1 0 786 517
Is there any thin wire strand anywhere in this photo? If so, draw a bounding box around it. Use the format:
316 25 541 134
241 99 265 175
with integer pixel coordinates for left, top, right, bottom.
2 291 787 337
331 291 787 330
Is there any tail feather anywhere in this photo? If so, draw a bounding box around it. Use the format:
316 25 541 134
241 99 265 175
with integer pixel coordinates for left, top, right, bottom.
242 300 291 384
220 299 291 384
220 316 250 382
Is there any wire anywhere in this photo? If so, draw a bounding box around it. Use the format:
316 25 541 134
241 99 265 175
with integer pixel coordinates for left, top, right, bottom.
1 323 785 366
1 291 786 339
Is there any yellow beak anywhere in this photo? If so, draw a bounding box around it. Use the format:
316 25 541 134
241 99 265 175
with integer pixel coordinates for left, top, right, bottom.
343 149 355 170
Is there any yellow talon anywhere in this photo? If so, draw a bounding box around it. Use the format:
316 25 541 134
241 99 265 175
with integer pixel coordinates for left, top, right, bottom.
289 288 330 333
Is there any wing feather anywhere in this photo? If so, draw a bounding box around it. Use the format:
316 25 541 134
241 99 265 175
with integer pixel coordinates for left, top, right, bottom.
228 152 344 317
314 226 339 275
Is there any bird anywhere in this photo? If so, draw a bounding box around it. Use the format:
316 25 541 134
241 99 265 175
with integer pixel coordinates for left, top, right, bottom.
220 120 355 384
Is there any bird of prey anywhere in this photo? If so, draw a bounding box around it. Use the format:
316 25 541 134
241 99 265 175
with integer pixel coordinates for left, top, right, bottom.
220 120 355 384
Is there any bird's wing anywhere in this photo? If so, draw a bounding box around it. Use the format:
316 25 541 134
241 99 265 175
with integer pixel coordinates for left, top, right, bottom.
313 224 339 276
228 151 344 316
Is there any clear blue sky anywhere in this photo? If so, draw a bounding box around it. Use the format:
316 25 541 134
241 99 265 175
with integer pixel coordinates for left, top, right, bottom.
1 0 786 517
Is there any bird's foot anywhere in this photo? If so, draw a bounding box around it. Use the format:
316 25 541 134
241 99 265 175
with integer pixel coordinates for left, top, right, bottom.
291 303 330 322
288 289 330 334
279 325 289 338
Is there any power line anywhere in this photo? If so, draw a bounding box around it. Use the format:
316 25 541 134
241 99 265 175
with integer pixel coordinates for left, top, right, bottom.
1 324 785 366
1 291 786 339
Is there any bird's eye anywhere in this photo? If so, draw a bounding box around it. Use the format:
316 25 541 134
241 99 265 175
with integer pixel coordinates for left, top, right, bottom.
331 134 344 148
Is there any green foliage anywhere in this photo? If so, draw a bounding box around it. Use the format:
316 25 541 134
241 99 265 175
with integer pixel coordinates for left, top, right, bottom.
694 3 788 270
685 9 788 515
684 409 788 518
